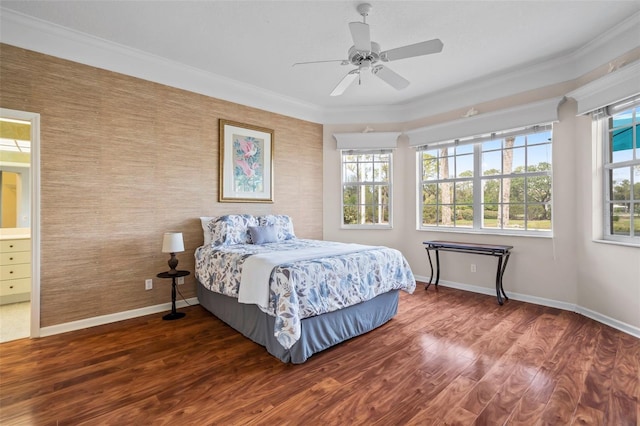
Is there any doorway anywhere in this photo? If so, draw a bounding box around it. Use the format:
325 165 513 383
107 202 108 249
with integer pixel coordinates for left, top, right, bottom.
0 108 40 342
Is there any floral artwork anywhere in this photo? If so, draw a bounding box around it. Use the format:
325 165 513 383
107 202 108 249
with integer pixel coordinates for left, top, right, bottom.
232 134 264 193
219 120 274 203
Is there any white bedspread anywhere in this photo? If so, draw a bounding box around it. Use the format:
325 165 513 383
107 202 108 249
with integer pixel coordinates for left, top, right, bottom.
238 242 377 309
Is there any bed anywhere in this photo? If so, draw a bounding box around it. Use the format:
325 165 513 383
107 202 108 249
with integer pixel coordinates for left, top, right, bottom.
195 214 416 363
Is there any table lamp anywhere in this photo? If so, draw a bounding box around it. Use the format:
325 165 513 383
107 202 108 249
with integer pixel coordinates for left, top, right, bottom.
162 232 184 274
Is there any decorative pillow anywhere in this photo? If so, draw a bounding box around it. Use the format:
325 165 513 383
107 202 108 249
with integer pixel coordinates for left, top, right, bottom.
248 225 278 244
206 214 257 246
257 215 296 241
200 216 217 246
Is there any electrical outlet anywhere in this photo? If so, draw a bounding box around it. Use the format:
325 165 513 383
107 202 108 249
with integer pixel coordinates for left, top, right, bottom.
145 279 153 290
470 264 477 273
177 277 184 285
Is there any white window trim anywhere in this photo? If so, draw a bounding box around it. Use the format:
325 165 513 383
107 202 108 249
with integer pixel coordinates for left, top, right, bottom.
599 98 640 245
569 62 640 247
416 125 554 236
340 150 393 229
335 132 398 229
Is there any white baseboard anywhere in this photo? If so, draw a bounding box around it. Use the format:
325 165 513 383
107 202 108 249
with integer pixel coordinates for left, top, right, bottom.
414 274 639 339
39 297 199 338
37 279 640 341
575 306 640 339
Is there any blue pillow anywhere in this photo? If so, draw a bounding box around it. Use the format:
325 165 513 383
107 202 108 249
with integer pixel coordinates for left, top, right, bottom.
248 225 278 244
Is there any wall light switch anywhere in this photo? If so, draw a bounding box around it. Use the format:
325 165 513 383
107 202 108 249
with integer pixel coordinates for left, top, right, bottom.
145 279 153 290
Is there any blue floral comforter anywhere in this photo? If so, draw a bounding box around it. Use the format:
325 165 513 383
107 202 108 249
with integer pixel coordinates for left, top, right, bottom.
195 239 416 349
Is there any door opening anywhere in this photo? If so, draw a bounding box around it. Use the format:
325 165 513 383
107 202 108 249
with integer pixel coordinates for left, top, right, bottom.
0 108 40 341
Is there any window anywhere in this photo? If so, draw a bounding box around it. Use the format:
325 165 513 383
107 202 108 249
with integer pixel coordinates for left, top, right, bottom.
603 97 640 243
419 125 552 234
342 151 392 227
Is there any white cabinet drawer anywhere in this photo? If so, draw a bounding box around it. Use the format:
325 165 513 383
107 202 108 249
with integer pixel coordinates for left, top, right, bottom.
0 239 30 252
0 278 31 296
0 251 30 265
0 263 30 280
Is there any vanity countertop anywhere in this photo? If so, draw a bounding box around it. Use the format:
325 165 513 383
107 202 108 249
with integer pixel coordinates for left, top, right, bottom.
0 228 31 240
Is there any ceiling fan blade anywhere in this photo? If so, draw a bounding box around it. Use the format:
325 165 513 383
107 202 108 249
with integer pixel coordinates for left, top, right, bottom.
349 21 371 52
372 65 410 90
381 39 444 62
292 59 349 67
330 70 359 96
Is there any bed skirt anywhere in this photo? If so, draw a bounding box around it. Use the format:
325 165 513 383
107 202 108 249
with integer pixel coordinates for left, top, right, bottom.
197 282 400 364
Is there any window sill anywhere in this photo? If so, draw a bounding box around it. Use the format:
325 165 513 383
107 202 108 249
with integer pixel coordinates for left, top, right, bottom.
593 239 640 248
341 225 393 230
417 226 553 239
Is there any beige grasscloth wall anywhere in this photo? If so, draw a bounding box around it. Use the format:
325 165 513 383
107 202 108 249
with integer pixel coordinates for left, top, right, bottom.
0 44 323 327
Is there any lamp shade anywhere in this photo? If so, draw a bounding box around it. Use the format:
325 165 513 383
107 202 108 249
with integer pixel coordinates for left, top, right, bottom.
162 232 184 253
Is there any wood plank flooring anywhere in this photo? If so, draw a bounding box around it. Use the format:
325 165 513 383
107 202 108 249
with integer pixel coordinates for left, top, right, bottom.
1 285 638 425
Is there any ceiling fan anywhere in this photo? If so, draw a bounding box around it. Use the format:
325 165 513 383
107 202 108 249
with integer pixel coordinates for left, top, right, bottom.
293 3 444 96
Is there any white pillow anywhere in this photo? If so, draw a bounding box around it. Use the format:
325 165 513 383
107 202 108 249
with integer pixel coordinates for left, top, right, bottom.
200 216 217 246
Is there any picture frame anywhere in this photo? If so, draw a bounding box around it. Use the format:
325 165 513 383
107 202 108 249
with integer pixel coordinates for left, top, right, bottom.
219 119 274 203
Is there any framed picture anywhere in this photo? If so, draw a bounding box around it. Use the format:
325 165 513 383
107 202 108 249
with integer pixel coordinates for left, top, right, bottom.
219 119 274 203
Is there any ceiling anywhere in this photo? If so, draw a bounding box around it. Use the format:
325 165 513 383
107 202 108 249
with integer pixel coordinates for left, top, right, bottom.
1 1 639 122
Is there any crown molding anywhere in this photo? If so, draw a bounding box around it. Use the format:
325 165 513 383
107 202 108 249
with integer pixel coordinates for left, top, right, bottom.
326 50 576 125
323 11 640 124
314 51 574 124
571 11 640 75
0 8 324 123
2 7 639 125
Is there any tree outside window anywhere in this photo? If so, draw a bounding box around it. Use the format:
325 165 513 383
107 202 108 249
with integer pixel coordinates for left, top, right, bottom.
419 126 553 234
342 152 392 227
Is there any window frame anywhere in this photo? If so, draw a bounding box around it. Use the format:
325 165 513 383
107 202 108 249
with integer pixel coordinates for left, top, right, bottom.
601 97 640 245
340 150 393 229
417 125 553 236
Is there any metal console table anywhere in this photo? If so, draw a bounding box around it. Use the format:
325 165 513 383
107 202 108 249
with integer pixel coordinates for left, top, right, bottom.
423 240 513 305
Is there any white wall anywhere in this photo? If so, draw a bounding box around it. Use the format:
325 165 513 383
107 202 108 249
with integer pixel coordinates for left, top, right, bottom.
574 109 640 330
323 98 639 335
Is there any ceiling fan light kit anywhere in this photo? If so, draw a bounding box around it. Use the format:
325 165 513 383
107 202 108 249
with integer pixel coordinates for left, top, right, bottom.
295 2 444 97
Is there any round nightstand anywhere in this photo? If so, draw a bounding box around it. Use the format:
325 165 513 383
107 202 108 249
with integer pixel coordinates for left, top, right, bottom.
156 270 190 320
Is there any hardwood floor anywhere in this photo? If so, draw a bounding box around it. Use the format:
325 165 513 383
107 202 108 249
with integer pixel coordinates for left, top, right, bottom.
1 285 638 425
